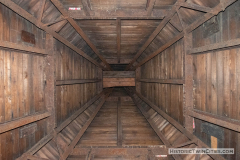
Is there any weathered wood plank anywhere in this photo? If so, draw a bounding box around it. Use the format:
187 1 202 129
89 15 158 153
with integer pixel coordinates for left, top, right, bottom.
117 97 122 147
103 71 135 78
56 79 101 86
0 112 51 134
137 79 184 84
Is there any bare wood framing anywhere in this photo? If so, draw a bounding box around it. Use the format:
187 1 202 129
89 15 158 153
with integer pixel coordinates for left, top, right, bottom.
134 91 225 160
0 112 51 134
189 38 240 54
0 0 105 69
137 79 184 84
117 97 122 146
56 79 101 86
60 89 113 160
175 2 212 13
131 0 237 70
187 109 240 132
117 18 121 63
146 0 157 16
69 9 166 19
50 0 112 70
81 0 93 16
0 40 47 55
37 0 47 23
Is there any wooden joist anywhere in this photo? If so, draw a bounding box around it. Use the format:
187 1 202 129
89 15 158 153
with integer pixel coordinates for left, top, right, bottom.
0 112 51 134
0 40 47 55
137 79 184 84
189 38 240 54
81 0 93 16
60 89 113 160
103 71 135 78
175 2 212 13
50 0 112 70
187 109 240 132
146 0 157 16
56 79 101 86
117 18 121 63
0 0 105 69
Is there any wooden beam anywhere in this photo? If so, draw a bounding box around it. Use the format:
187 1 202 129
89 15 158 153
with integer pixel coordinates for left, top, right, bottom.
117 97 122 146
0 112 51 134
134 91 225 160
146 0 157 16
81 0 93 16
106 58 132 64
103 71 135 78
125 4 181 70
117 18 121 63
176 2 212 13
69 9 166 19
43 16 66 26
103 78 135 88
56 79 101 86
132 0 237 70
0 40 47 55
50 0 112 70
0 0 105 69
137 79 184 84
189 38 240 54
173 139 197 148
60 89 113 160
187 109 240 132
36 0 47 23
49 19 68 32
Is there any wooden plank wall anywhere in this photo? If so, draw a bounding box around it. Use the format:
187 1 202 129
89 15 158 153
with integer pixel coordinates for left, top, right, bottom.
192 1 240 160
0 3 101 160
55 40 100 126
0 4 48 160
138 39 184 125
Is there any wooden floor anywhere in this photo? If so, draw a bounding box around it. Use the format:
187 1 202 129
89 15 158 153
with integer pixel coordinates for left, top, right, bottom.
75 88 163 147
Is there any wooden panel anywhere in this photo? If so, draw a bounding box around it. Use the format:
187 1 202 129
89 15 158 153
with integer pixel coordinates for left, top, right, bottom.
103 71 135 78
103 78 135 88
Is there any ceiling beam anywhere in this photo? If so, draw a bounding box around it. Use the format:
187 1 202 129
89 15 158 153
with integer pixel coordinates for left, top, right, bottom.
0 0 105 69
36 0 46 23
146 0 157 16
131 0 236 70
117 18 121 63
50 0 112 70
69 9 166 19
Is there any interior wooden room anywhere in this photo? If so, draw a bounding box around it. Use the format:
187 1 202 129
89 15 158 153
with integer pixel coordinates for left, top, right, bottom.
0 0 240 159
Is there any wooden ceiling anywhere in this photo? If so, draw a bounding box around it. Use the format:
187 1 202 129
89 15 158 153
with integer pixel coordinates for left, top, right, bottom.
9 0 221 70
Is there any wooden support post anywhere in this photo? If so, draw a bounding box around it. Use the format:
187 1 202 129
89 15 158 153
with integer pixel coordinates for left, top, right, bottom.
45 34 56 133
117 18 121 63
183 33 193 133
117 97 122 146
135 67 141 93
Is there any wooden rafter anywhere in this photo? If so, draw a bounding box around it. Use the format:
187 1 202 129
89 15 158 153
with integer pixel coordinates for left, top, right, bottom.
176 2 212 13
117 18 121 63
117 97 122 146
125 0 185 70
137 78 184 84
43 16 66 26
49 19 68 32
81 0 93 16
37 0 46 23
131 0 237 70
0 0 105 69
50 0 112 70
56 79 101 85
146 0 157 16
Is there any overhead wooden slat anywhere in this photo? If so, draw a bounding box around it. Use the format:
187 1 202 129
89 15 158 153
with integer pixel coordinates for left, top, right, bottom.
50 0 112 70
117 97 122 146
0 0 105 69
146 0 157 16
175 2 212 13
116 18 121 63
56 79 101 86
81 0 93 16
137 78 184 84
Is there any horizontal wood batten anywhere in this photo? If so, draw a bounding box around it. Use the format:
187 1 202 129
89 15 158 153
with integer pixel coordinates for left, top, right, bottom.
0 112 51 133
56 79 101 85
187 109 240 132
137 79 184 84
0 40 47 55
189 38 240 54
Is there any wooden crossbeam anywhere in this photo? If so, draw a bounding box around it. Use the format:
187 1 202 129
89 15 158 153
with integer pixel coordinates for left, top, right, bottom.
0 112 51 134
37 0 47 23
137 79 184 84
81 0 93 16
0 0 105 69
69 9 166 19
0 40 47 55
189 38 240 54
50 0 112 70
173 139 197 148
176 2 212 13
60 89 113 160
187 109 240 132
56 79 101 86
